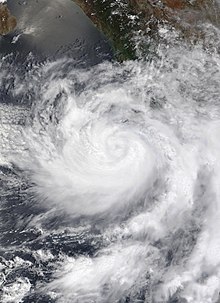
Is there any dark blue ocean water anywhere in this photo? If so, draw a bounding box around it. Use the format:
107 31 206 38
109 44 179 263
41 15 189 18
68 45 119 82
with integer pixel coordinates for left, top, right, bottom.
0 1 112 302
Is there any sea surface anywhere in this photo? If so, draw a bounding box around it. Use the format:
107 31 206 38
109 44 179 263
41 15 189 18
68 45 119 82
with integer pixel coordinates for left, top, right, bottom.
1 1 220 303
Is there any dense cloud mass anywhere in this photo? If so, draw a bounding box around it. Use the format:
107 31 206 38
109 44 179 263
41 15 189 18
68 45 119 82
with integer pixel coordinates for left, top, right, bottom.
1 21 220 303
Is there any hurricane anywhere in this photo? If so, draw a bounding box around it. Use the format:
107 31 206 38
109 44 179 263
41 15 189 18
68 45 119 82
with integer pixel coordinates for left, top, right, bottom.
1 10 220 303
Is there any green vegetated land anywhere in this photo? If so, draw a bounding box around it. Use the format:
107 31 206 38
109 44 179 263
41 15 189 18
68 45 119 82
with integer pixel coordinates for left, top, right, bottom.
1 0 219 60
74 0 220 61
74 0 140 61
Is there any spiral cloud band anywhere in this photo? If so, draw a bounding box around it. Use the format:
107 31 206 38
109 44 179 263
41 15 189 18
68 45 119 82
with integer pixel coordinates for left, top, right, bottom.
1 26 220 302
29 105 157 216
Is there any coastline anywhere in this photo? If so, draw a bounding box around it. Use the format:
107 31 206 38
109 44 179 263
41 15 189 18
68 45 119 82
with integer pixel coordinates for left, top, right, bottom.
0 3 17 35
73 0 220 61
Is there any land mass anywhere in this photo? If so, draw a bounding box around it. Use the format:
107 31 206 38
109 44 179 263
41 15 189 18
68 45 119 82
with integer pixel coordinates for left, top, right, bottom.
0 3 16 35
74 0 220 60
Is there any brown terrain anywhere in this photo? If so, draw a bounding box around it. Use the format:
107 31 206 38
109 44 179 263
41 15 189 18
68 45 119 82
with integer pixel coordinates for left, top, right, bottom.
0 0 218 57
74 0 220 59
130 0 219 29
0 3 17 35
